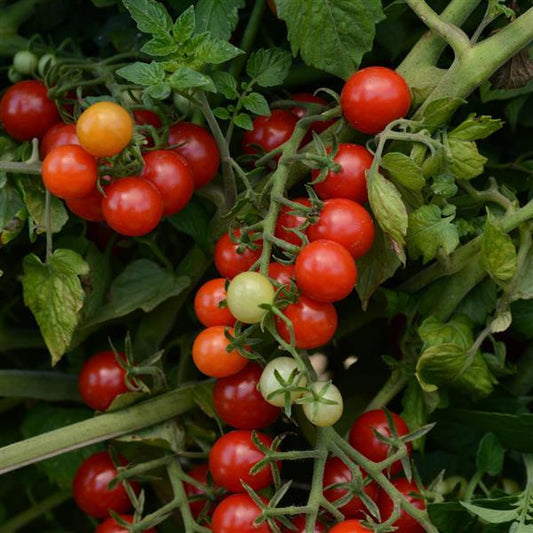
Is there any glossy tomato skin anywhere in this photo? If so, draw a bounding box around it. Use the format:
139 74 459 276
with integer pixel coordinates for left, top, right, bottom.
323 457 379 518
329 520 372 533
341 67 411 135
192 326 249 378
212 494 271 533
66 185 105 222
194 278 236 327
242 109 297 157
78 350 128 411
0 80 59 141
168 122 220 189
291 93 335 142
274 197 311 246
268 262 295 290
132 109 162 127
140 150 194 216
308 199 375 259
184 463 214 518
348 410 411 476
295 240 357 303
72 451 139 519
95 514 156 533
214 230 263 279
213 363 280 429
226 272 275 324
378 478 425 533
209 430 275 492
40 122 80 158
312 144 373 204
275 295 337 349
102 177 163 236
42 145 98 200
283 515 327 533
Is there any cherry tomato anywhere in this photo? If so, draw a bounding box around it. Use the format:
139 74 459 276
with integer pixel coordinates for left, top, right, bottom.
168 122 220 189
290 93 335 143
302 381 343 427
42 145 98 200
312 144 373 204
133 109 162 148
209 430 276 492
102 177 163 236
242 109 297 158
259 357 307 407
283 515 327 533
192 326 249 378
40 122 80 158
184 463 215 518
12 50 38 75
295 240 357 303
268 262 295 290
341 67 411 134
214 229 263 279
348 410 411 476
72 451 139 519
78 350 128 411
214 362 280 429
66 185 105 222
378 478 426 533
226 272 275 324
0 80 59 141
76 102 134 157
274 197 311 246
95 515 156 533
323 457 379 518
267 0 277 16
212 493 271 533
194 278 236 328
140 150 194 216
329 520 372 533
307 199 375 259
275 295 337 349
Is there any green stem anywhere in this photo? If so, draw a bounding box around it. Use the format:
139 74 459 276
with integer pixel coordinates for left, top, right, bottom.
44 190 52 262
464 470 484 502
0 370 81 402
0 161 42 175
365 371 408 412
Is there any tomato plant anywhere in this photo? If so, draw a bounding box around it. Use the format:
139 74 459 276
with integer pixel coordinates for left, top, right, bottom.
95 515 156 533
274 197 311 246
214 229 263 279
226 271 275 324
65 185 105 222
194 278 236 328
40 122 80 158
212 494 271 533
329 520 372 533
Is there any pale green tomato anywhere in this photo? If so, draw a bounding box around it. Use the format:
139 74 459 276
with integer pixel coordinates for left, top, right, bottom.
259 357 307 407
433 475 467 498
13 50 38 75
226 271 275 324
37 53 57 77
302 381 343 427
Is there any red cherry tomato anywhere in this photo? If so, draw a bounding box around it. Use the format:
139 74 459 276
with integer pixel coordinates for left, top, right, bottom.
209 430 276 492
312 144 373 204
307 199 375 259
283 515 327 532
348 410 411 476
194 278 236 328
295 240 357 303
184 463 215 518
95 514 156 533
212 493 271 533
72 451 139 519
329 520 372 533
78 350 128 411
290 93 335 143
66 185 105 222
42 145 98 200
0 80 60 141
133 109 162 148
213 363 280 429
214 229 263 279
275 295 337 349
378 478 426 533
341 67 411 135
323 457 379 518
274 197 311 247
102 177 163 237
242 109 297 158
168 122 220 189
40 122 80 158
140 150 194 216
268 262 295 290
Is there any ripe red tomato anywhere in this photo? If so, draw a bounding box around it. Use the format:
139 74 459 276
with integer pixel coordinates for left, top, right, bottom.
209 430 276 492
0 80 60 141
274 197 311 246
268 262 295 291
295 240 357 303
213 363 280 429
184 463 215 518
307 199 375 259
323 457 379 518
192 326 249 378
212 493 271 533
378 478 426 533
242 109 297 158
72 451 139 519
168 122 220 189
133 109 162 148
329 520 372 533
348 410 411 476
102 177 163 236
40 122 80 158
140 150 194 216
275 294 337 349
290 93 335 142
214 229 263 279
312 144 373 204
95 515 156 533
194 278 236 328
341 67 411 134
283 515 327 533
42 145 98 200
66 185 105 222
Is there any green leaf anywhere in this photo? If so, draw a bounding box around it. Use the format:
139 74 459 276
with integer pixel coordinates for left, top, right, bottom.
172 5 195 43
482 215 518 283
510 299 533 338
421 97 466 128
168 67 215 91
242 92 271 116
428 502 476 533
0 178 26 244
143 82 171 101
276 0 384 80
122 0 172 36
141 34 179 56
22 250 89 365
419 315 473 350
455 278 499 326
490 311 512 333
212 71 238 99
196 38 242 65
513 248 533 299
450 115 504 141
213 107 231 120
476 433 504 475
81 244 111 321
167 197 211 251
431 173 458 198
233 113 254 130
460 502 519 524
193 381 217 419
246 48 292 87
195 0 244 40
381 152 425 191
407 205 459 263
448 138 487 180
116 61 166 85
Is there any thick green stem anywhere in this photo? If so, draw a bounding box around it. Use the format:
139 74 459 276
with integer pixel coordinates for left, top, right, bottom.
0 161 42 175
365 371 408 412
0 370 81 402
